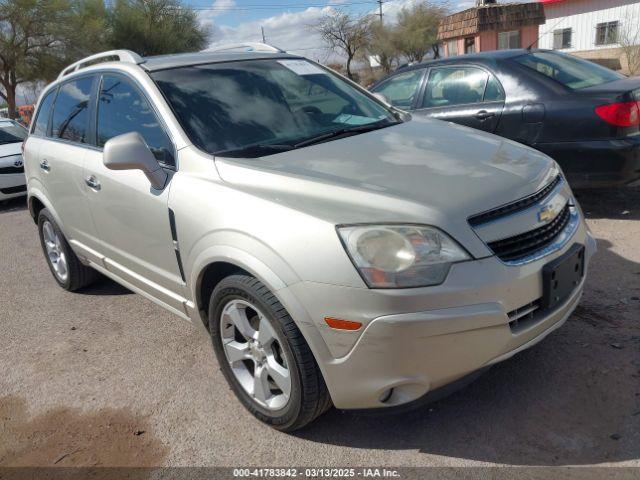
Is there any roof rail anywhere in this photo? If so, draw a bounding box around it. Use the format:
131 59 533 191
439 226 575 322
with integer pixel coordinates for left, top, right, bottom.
204 42 285 54
58 50 144 79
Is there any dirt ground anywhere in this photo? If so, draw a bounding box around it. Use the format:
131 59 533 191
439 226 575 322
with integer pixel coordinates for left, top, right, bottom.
0 187 638 470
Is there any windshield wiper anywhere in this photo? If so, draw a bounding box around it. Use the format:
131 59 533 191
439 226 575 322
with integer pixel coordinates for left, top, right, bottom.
292 120 401 149
214 143 295 158
214 120 401 158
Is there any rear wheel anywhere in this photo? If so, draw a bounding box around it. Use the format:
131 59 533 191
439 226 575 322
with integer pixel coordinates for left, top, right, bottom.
38 209 98 291
209 274 331 431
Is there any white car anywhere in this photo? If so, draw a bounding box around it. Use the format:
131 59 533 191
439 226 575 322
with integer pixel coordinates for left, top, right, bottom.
0 119 27 201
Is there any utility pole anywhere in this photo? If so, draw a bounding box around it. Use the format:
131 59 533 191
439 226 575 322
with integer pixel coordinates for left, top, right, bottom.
377 0 383 24
261 26 266 43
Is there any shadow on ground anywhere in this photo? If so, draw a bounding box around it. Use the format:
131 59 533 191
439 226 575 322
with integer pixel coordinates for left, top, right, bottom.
0 197 27 214
78 277 133 296
576 186 640 220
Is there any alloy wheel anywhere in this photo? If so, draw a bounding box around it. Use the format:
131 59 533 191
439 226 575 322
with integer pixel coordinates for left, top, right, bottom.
42 220 68 283
219 299 292 410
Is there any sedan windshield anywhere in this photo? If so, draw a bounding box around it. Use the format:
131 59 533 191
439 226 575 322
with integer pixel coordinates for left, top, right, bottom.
0 121 27 144
513 51 624 90
151 59 398 157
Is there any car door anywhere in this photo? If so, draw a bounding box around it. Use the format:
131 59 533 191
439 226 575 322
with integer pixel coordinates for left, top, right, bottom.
414 65 505 133
37 76 99 247
83 72 185 313
370 68 426 110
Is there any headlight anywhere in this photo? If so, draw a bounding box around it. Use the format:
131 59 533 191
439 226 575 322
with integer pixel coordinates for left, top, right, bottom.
337 225 470 288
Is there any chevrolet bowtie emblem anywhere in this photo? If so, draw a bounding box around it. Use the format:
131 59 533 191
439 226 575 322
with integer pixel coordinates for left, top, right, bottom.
538 204 556 223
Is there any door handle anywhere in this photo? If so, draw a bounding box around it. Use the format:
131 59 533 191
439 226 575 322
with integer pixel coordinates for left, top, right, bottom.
39 159 50 171
475 110 495 121
85 175 101 191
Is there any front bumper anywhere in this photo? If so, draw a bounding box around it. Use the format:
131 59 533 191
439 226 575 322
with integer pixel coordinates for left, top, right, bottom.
283 222 596 410
536 137 640 188
0 172 26 200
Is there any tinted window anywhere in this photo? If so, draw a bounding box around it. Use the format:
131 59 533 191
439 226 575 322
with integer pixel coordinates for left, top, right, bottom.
152 59 396 157
97 75 174 166
32 89 56 137
0 121 27 144
51 77 93 143
372 69 424 109
484 75 505 102
514 51 623 90
422 67 488 108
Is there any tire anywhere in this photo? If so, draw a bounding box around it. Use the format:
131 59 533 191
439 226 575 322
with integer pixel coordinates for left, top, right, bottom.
209 274 331 431
37 208 99 291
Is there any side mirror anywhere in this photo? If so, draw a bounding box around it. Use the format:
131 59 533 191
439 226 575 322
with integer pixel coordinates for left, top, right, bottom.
103 132 168 190
372 92 391 105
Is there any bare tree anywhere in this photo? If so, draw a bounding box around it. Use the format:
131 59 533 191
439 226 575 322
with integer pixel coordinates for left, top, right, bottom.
619 21 640 76
315 10 371 80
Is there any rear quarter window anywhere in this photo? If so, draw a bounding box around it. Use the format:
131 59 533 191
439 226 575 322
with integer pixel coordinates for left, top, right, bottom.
51 76 94 143
513 51 623 90
32 89 57 137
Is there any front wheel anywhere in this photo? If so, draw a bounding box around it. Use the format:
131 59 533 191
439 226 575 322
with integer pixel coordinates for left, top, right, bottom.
209 274 331 431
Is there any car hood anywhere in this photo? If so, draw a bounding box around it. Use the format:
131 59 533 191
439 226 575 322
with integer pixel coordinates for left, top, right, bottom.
215 117 557 254
0 141 22 158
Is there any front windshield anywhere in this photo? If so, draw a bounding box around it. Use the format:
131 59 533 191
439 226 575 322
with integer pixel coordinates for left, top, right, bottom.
513 51 624 90
0 121 27 144
151 58 397 157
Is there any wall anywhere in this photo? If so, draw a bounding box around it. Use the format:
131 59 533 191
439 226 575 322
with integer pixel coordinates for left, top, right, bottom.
538 0 640 52
476 24 539 51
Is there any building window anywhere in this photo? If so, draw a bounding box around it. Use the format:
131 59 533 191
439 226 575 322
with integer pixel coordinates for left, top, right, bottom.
498 30 521 50
553 28 572 49
595 21 619 46
447 40 458 57
464 37 476 54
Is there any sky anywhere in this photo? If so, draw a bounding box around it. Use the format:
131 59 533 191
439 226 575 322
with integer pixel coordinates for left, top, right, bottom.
192 0 480 63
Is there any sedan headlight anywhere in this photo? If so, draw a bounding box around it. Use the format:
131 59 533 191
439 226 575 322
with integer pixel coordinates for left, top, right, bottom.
337 225 470 288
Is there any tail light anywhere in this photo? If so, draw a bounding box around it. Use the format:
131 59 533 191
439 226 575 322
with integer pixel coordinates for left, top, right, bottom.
595 101 640 127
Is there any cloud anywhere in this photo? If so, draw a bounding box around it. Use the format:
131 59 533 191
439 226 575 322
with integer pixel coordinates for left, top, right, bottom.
207 6 338 63
202 1 484 64
200 0 236 23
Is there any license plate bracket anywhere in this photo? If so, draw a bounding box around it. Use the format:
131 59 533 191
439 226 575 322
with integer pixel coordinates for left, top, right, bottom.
541 244 585 310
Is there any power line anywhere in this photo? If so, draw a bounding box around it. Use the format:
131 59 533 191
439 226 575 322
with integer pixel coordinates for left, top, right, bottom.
188 1 378 11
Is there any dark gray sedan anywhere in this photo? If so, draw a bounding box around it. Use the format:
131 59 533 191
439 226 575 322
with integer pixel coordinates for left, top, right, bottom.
370 49 640 188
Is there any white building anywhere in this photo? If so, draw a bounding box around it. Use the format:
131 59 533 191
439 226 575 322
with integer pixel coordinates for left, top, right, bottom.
538 0 640 73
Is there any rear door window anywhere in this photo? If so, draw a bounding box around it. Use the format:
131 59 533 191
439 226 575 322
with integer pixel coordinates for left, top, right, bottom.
32 89 57 137
420 66 505 108
422 67 489 108
51 77 94 143
97 74 175 167
372 69 425 109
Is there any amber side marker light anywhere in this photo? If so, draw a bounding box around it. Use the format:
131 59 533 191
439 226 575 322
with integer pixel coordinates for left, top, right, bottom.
325 317 362 331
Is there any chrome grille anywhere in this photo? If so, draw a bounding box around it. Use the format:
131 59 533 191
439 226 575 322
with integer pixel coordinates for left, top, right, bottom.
468 175 562 227
487 203 571 262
